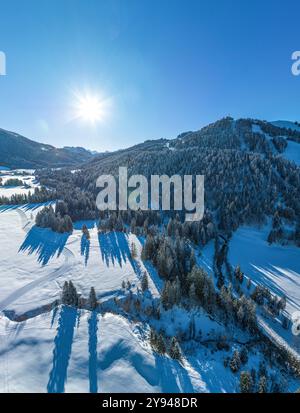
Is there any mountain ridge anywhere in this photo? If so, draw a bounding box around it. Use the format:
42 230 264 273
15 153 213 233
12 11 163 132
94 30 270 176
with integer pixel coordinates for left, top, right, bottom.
0 127 94 169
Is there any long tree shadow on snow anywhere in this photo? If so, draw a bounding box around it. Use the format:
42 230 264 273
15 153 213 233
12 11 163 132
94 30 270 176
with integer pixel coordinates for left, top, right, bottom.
88 311 99 393
98 232 145 281
19 226 70 266
98 335 194 392
47 306 78 393
154 354 194 392
81 234 90 266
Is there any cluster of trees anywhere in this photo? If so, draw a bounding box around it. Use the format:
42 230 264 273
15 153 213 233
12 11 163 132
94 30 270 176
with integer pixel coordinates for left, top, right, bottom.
61 281 79 306
251 285 286 316
0 185 53 205
0 178 24 187
62 281 98 310
257 119 300 144
141 230 259 333
239 364 286 393
149 328 182 361
35 202 73 233
142 234 196 287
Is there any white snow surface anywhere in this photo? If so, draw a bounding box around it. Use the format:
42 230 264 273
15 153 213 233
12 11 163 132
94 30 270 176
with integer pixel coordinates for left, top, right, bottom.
0 207 160 315
0 171 40 198
271 121 300 132
228 225 300 316
0 307 273 393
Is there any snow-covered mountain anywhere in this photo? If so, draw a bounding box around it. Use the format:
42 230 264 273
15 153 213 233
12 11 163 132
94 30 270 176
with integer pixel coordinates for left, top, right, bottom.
271 120 300 132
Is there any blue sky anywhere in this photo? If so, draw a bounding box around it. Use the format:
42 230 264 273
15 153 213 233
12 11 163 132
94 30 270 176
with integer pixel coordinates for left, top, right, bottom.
0 0 299 151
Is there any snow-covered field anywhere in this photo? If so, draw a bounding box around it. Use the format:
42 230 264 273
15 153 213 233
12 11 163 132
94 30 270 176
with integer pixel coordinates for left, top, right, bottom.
0 308 244 393
228 225 300 317
0 206 160 316
0 170 40 198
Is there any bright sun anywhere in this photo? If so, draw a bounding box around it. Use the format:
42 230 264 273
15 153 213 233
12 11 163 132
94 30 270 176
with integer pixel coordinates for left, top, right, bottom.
73 92 110 124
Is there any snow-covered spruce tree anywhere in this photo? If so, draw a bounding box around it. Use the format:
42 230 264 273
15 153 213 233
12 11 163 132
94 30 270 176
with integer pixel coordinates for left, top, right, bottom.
130 242 137 259
61 281 78 306
169 337 182 361
69 281 79 306
240 371 253 393
234 265 244 284
258 376 268 393
141 235 155 260
149 328 166 354
229 350 241 373
141 272 149 292
156 334 166 355
62 281 70 305
88 287 98 310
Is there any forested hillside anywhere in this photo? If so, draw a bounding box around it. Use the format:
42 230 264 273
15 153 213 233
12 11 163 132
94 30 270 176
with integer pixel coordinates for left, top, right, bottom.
35 117 300 246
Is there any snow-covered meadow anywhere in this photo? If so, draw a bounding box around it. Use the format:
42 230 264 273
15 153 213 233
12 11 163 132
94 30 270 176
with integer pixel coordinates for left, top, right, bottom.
228 225 300 317
0 169 40 198
0 308 249 393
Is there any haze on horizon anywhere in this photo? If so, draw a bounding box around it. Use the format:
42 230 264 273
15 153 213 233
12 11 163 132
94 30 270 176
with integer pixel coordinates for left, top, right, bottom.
0 0 299 152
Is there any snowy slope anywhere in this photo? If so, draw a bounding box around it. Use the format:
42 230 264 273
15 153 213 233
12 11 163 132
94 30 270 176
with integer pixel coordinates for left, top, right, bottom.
0 309 209 393
281 140 300 166
271 121 300 166
0 206 160 315
252 122 300 166
228 225 300 317
271 121 300 132
1 307 286 393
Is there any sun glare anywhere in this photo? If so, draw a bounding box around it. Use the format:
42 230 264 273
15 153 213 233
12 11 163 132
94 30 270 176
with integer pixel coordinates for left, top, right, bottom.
73 92 110 124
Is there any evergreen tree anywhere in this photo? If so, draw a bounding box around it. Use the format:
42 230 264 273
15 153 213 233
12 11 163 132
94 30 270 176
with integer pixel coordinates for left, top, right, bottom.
156 333 166 354
169 337 182 360
88 287 98 310
141 272 149 292
130 242 137 259
258 376 268 393
230 350 241 373
240 371 253 393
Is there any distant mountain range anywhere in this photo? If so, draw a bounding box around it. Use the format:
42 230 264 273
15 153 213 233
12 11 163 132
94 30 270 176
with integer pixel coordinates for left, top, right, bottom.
0 128 96 169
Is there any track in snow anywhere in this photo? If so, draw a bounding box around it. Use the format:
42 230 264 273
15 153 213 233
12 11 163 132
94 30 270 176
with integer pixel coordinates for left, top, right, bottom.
0 208 75 313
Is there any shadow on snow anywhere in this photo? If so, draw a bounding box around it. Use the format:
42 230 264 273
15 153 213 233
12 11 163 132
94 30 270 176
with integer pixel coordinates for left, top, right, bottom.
19 226 70 266
81 234 90 266
47 306 78 393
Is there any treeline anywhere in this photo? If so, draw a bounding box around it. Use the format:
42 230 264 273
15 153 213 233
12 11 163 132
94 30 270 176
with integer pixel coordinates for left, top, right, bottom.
0 186 53 205
34 117 300 246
